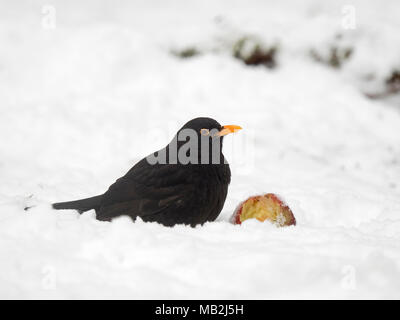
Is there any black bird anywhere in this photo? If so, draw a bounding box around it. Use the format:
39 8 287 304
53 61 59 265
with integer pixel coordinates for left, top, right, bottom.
52 117 242 226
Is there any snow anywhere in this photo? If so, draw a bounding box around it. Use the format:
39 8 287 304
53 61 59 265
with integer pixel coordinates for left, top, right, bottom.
1 0 400 299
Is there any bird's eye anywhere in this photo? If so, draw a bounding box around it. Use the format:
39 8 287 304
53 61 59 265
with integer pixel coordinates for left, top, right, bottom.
200 128 210 136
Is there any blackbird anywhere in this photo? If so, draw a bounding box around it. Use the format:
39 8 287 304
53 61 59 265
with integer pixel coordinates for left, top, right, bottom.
52 117 242 226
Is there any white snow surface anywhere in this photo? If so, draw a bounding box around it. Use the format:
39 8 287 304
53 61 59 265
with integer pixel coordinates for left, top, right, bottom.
1 0 400 299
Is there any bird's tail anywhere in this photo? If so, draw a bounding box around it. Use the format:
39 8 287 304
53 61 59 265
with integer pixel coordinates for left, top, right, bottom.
52 195 103 213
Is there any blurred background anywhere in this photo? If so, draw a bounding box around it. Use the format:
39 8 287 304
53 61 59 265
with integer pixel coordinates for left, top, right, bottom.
1 0 400 299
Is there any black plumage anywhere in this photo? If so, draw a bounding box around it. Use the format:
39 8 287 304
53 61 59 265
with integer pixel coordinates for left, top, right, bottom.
52 117 241 227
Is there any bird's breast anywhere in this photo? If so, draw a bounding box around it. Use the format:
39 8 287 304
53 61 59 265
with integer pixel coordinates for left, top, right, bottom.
189 163 231 186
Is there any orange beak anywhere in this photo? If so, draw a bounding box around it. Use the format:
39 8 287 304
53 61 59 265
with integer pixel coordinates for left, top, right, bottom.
217 125 242 136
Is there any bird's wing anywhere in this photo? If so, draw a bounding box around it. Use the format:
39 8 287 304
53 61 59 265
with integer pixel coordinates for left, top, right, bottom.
97 159 194 221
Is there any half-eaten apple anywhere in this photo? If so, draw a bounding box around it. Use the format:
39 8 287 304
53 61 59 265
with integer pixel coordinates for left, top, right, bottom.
231 193 296 227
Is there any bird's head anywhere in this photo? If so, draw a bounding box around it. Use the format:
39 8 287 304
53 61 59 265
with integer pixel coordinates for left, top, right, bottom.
179 117 242 140
147 117 242 165
170 117 242 165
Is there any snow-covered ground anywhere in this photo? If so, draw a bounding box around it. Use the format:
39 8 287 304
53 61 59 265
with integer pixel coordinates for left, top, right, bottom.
1 0 400 299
